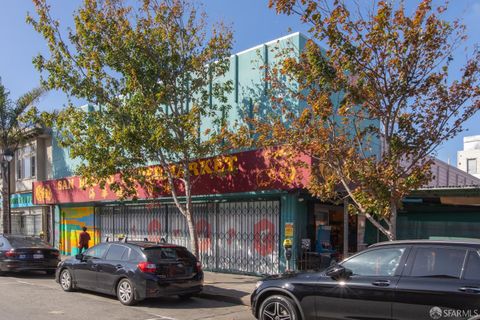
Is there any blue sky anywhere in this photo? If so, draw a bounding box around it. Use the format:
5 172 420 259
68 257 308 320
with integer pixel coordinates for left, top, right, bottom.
0 0 479 164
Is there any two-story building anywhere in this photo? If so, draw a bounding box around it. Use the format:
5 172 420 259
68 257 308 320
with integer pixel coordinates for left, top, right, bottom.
0 128 53 239
31 33 480 275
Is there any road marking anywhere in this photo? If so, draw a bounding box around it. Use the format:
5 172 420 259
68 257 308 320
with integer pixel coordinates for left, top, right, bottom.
48 311 65 315
144 314 177 320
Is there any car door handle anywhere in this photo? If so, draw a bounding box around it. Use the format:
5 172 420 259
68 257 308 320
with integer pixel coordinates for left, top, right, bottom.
459 287 480 294
115 264 123 269
372 280 390 287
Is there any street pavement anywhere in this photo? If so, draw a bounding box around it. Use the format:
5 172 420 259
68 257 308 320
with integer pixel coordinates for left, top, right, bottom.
0 271 255 320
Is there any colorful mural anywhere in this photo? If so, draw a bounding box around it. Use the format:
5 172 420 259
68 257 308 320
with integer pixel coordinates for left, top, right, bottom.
60 206 100 255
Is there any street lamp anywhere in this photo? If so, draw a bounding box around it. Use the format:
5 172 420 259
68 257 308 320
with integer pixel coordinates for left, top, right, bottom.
2 149 13 234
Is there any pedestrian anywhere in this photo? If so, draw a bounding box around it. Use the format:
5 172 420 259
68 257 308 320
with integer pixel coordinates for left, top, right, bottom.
78 226 91 254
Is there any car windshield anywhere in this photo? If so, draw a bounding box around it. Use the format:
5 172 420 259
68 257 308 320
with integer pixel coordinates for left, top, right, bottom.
144 247 195 263
6 236 50 248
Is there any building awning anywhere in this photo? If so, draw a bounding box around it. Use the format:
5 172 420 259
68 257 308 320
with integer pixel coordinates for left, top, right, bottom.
33 148 312 205
409 186 480 206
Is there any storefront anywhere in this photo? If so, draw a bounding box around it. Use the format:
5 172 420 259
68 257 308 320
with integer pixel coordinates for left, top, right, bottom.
95 199 281 274
34 149 312 275
10 192 49 237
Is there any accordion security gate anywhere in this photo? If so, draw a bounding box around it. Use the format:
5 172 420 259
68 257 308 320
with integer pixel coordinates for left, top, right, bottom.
96 200 280 275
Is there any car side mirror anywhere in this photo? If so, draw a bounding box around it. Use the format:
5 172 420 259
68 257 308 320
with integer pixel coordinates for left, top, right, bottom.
326 265 353 280
75 254 84 261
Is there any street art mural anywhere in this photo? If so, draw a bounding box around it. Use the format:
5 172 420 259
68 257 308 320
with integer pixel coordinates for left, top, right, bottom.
60 206 99 255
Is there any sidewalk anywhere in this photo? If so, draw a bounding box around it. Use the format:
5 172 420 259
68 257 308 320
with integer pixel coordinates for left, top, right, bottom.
199 271 260 307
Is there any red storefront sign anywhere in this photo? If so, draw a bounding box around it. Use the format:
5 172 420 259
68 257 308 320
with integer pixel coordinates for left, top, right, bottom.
33 149 311 205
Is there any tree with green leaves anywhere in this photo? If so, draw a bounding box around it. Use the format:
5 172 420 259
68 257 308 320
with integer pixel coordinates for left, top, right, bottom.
28 0 233 257
234 0 480 240
0 80 44 233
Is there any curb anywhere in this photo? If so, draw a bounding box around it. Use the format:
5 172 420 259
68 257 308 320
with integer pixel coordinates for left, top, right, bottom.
196 291 250 307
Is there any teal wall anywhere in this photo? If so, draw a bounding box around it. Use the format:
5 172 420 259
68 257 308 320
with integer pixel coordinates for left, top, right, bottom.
279 193 307 272
200 32 307 139
53 33 309 179
364 204 480 245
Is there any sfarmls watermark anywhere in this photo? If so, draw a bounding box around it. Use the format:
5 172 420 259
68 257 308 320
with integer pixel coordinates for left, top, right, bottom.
430 306 480 319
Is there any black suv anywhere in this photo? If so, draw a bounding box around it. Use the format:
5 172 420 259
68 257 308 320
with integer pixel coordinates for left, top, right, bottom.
56 241 203 305
251 240 480 320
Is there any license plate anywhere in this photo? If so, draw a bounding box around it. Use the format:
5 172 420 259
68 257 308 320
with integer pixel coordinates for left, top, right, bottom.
33 254 44 259
19 254 26 259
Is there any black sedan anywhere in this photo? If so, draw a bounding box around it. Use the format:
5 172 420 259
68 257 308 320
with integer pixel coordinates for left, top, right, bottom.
56 241 203 305
251 240 480 320
0 234 60 275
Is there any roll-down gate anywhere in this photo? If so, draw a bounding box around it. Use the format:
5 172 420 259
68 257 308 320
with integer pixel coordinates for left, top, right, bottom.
96 200 280 275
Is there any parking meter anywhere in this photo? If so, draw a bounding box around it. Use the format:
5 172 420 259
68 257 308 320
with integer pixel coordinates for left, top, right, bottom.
283 238 293 271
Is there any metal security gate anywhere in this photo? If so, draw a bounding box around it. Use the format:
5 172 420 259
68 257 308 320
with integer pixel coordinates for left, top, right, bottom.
96 200 280 275
96 204 167 242
215 201 280 274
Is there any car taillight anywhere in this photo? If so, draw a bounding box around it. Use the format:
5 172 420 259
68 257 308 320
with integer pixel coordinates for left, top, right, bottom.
137 261 156 273
5 249 16 258
51 251 60 257
196 261 202 273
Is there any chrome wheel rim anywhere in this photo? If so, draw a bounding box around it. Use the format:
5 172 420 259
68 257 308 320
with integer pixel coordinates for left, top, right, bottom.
262 301 292 320
60 270 71 290
118 281 132 303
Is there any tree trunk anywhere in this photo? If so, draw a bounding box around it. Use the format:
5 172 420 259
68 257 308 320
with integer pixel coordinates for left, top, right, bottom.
184 169 199 259
389 201 397 241
185 207 199 258
1 163 9 234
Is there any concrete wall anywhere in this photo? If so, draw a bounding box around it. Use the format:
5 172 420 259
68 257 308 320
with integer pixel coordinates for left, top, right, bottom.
457 135 480 179
458 149 480 179
13 135 52 193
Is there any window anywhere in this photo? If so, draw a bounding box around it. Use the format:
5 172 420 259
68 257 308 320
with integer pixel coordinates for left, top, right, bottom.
144 247 195 264
16 159 22 180
341 247 406 276
467 158 477 174
463 250 480 281
83 243 108 260
31 156 35 177
128 249 144 262
105 244 128 261
6 235 49 248
15 145 36 180
410 247 467 278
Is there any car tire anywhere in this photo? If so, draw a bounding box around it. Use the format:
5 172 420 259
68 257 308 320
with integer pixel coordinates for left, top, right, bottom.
59 269 74 292
117 278 138 306
259 295 300 320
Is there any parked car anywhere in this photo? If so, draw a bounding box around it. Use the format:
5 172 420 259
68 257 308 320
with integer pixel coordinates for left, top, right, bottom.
56 241 203 305
251 240 480 320
0 234 60 275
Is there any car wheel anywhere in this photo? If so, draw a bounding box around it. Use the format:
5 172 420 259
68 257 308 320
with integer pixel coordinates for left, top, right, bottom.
117 278 137 306
259 295 299 320
59 269 74 292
